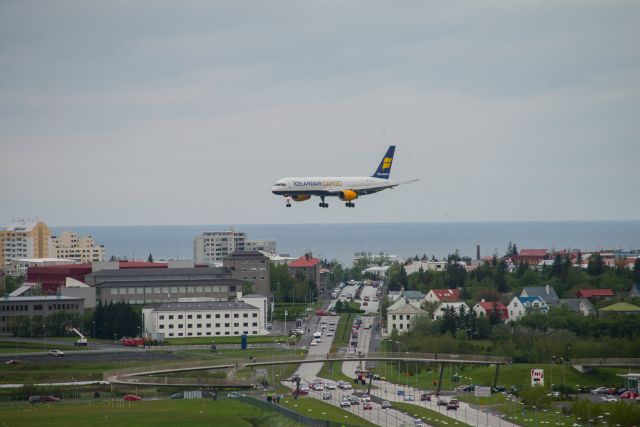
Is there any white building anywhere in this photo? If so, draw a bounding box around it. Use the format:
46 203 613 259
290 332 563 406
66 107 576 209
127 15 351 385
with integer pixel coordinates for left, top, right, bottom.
194 230 246 264
404 260 467 275
49 231 106 263
386 298 428 336
507 296 549 320
142 299 266 339
6 257 77 277
245 240 277 255
432 302 470 320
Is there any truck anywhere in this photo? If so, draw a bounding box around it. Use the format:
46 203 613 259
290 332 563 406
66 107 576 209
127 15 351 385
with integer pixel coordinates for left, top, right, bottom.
66 326 88 346
122 337 145 347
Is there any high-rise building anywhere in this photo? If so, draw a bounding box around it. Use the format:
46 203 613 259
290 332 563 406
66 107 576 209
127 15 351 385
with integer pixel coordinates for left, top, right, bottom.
0 220 51 270
194 230 246 264
49 231 106 263
245 239 277 255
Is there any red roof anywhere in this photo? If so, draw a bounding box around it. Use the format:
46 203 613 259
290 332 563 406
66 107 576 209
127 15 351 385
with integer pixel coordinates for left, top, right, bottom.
520 249 548 256
475 301 509 319
431 289 461 302
289 254 321 268
576 289 615 298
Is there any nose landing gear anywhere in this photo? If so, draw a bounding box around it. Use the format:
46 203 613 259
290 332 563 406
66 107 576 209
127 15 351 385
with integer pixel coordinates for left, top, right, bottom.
285 196 291 207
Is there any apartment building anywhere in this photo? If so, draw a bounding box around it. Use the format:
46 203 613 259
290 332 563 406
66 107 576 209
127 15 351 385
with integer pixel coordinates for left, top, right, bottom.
222 251 270 297
49 231 106 263
245 239 277 255
194 230 246 264
0 220 51 271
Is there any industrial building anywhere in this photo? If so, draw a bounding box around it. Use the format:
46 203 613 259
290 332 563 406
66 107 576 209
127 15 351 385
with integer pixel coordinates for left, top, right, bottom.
0 295 84 335
222 251 270 297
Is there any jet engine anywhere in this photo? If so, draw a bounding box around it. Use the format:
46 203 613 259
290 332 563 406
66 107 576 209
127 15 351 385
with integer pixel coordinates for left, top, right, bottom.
292 195 311 202
338 190 358 201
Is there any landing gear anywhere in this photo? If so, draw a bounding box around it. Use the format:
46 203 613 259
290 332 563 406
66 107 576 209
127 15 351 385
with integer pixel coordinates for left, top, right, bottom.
285 196 291 208
319 197 329 208
345 202 355 208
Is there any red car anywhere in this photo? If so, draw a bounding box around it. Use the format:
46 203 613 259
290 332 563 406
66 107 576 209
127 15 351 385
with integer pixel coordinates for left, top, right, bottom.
420 393 433 401
620 391 639 399
123 394 142 401
363 402 373 410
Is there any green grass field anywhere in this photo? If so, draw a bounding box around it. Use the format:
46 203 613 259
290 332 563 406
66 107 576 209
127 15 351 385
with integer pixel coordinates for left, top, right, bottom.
392 401 472 427
372 362 627 392
165 335 288 345
0 399 301 427
280 395 376 427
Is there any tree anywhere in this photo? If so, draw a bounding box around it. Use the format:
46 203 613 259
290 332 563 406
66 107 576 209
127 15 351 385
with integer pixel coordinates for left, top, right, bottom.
633 258 640 284
387 263 408 291
147 253 154 263
587 253 604 276
445 253 466 289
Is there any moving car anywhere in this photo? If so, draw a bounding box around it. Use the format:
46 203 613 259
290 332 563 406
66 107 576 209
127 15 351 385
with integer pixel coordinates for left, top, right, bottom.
404 394 415 401
48 349 64 357
327 331 334 337
312 383 324 391
338 381 352 390
420 392 433 401
349 396 360 405
123 394 142 401
29 395 60 404
322 392 332 400
437 398 448 406
310 339 318 346
591 387 610 395
226 392 246 398
447 399 460 410
325 382 337 390
361 394 371 402
5 359 20 365
381 400 392 409
363 402 373 410
340 399 351 408
620 391 639 399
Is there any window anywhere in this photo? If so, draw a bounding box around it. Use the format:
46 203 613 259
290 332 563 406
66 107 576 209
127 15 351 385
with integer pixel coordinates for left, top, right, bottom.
187 315 192 319
206 323 211 328
399 315 403 320
197 314 202 319
243 313 248 318
159 315 165 320
234 323 239 327
406 315 411 320
224 323 230 327
178 324 183 328
224 314 230 318
392 315 396 320
252 322 257 327
234 313 239 318
215 323 220 328
169 315 174 320
169 324 174 329
252 313 257 318
178 315 183 319
187 324 193 328
243 322 248 327
197 324 202 328
206 314 211 319
215 314 221 318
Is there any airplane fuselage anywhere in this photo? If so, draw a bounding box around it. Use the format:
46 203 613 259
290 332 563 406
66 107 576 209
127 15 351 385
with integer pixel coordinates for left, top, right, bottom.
271 176 391 196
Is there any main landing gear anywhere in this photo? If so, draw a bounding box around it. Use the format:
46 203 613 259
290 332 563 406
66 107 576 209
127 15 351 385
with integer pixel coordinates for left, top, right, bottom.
285 196 291 208
345 202 355 208
319 196 329 208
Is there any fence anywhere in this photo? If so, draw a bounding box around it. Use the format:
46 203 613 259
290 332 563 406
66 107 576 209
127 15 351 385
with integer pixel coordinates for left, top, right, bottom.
238 395 364 427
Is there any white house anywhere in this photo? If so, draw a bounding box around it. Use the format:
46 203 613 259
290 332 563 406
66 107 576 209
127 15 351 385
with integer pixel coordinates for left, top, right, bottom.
424 288 462 304
386 298 428 336
432 302 470 320
507 296 549 320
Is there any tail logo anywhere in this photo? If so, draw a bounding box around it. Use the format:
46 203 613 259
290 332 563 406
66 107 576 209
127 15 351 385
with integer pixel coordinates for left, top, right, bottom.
382 157 393 169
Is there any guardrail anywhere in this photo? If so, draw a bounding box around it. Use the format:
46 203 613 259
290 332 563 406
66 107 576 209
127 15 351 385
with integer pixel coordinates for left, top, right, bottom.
111 376 255 387
571 357 640 372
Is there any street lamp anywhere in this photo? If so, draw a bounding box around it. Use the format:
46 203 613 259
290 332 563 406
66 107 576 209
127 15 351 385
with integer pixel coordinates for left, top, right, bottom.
92 321 96 339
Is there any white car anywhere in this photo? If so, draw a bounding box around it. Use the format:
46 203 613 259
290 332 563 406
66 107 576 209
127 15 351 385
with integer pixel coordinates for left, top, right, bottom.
327 331 334 337
48 350 65 357
315 337 322 343
325 382 337 390
361 394 371 402
340 399 351 408
310 339 318 346
602 395 618 402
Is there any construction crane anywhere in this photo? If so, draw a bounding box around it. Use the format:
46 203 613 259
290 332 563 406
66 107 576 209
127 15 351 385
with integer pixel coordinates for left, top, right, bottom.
66 326 88 346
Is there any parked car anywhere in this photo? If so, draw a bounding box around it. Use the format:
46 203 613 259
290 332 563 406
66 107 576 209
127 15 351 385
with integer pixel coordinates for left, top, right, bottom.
591 387 610 395
123 394 142 401
381 400 392 409
48 350 64 357
602 395 618 402
620 391 639 399
226 392 245 398
322 392 332 400
363 402 373 410
5 359 20 365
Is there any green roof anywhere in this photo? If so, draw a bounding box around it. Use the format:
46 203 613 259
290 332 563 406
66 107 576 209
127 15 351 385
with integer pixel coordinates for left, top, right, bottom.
600 302 640 312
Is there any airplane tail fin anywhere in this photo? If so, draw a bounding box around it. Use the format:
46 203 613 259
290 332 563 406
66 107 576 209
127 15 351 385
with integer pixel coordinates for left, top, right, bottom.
372 145 395 179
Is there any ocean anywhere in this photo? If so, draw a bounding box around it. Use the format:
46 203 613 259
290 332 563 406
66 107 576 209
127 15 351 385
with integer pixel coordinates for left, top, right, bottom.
51 221 640 266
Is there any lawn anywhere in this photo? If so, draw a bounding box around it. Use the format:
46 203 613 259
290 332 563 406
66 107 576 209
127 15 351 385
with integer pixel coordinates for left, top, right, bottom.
0 399 301 427
373 361 627 393
392 402 473 427
280 395 376 427
165 335 288 345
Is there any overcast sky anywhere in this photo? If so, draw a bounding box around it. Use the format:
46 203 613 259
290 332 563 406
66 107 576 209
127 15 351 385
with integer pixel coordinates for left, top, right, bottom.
1 1 639 226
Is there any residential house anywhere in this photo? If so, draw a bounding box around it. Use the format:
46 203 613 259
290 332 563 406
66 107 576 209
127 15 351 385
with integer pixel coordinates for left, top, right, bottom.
511 249 548 266
424 288 461 304
520 285 560 306
432 301 470 320
387 290 425 304
576 289 615 301
472 300 509 321
559 298 596 316
629 284 640 298
386 298 428 336
507 296 549 320
288 253 321 287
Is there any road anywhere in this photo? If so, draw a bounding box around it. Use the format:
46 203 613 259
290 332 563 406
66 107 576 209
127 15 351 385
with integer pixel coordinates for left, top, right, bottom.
286 314 417 427
341 316 520 427
357 285 381 315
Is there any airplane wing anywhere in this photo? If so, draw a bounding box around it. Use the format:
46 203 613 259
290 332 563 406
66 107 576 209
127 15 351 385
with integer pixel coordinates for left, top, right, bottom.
327 179 420 195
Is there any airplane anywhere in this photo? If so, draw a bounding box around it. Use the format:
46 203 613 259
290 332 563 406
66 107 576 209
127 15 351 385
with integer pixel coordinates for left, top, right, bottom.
271 145 419 208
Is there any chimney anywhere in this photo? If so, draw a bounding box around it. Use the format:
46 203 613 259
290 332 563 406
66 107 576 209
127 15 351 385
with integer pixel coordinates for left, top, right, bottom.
476 245 480 261
545 284 550 295
481 298 485 303
305 253 310 261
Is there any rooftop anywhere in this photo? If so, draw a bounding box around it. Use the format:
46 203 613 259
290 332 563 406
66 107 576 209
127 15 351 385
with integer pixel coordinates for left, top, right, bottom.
289 253 321 268
600 302 640 312
95 278 245 288
224 251 267 259
0 295 83 302
87 267 228 278
151 301 258 312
